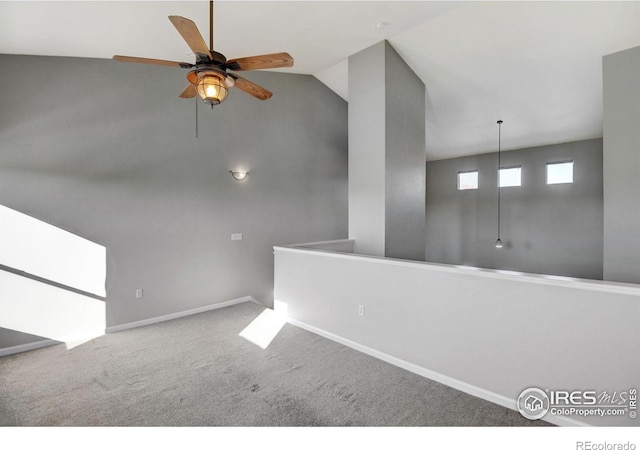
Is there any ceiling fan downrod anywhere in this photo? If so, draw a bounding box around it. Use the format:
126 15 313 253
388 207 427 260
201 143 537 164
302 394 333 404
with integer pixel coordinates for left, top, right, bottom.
209 0 214 52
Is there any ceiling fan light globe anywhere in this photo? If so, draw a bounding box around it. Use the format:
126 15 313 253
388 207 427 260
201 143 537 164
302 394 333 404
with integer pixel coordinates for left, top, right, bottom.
225 76 235 88
196 73 228 105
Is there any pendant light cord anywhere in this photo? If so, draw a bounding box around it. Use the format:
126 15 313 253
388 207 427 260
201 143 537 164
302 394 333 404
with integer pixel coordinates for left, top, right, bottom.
497 120 502 240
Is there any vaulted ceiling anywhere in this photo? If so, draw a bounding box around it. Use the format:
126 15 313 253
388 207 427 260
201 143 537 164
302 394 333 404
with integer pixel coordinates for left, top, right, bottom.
2 1 640 160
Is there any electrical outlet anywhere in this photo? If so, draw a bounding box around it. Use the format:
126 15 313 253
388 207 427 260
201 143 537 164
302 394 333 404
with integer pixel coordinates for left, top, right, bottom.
358 305 365 316
231 233 243 241
136 289 143 299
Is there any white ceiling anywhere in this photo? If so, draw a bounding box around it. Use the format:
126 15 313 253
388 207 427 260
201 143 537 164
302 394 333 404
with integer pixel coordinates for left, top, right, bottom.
2 1 640 160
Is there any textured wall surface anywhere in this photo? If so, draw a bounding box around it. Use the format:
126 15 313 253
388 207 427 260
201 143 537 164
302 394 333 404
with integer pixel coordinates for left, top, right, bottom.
0 54 348 348
348 42 387 256
384 42 426 261
348 41 426 260
603 45 640 284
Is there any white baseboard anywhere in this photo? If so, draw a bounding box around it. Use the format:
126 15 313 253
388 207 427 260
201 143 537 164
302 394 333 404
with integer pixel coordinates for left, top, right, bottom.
0 339 59 357
1 296 260 356
287 317 588 428
106 296 256 333
247 297 264 306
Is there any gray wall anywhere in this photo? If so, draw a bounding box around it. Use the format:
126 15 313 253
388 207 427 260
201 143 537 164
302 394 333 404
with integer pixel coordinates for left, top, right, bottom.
425 139 603 279
0 54 347 348
384 42 426 261
348 41 426 260
348 42 387 257
603 45 640 284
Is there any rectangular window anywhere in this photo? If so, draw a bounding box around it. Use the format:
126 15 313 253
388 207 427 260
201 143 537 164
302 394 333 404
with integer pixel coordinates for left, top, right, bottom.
458 171 478 190
546 161 574 184
499 166 522 187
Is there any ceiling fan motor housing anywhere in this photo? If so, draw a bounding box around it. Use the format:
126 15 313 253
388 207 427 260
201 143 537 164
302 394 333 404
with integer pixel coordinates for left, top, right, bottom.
209 50 227 66
187 49 234 88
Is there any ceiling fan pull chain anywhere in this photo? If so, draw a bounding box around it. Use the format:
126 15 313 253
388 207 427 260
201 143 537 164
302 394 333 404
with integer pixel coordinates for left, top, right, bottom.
195 96 199 138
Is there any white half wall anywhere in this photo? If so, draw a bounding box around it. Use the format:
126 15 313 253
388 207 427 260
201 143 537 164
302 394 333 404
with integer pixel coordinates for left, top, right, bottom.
274 243 640 426
290 239 355 253
0 269 105 344
0 204 106 297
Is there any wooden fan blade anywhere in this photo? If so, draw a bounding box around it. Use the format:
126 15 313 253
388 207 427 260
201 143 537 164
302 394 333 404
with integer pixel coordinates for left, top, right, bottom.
113 55 192 68
227 52 293 71
179 84 197 98
168 16 212 61
233 76 273 101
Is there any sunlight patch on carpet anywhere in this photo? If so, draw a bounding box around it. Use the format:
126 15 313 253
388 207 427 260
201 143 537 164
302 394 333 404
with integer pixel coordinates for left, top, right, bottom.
239 304 287 349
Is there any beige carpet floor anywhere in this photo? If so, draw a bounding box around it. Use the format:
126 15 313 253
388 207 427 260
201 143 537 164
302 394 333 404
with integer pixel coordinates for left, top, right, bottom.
0 301 549 426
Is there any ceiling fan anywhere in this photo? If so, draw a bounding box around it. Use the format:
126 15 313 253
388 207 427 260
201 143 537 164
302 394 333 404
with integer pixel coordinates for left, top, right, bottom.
113 0 293 108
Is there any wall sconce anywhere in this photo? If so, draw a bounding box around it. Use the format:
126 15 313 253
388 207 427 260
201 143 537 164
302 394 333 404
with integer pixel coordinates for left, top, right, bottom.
230 170 249 181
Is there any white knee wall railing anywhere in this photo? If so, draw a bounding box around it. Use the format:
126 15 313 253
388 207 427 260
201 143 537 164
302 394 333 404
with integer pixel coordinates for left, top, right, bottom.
274 239 640 426
0 204 106 346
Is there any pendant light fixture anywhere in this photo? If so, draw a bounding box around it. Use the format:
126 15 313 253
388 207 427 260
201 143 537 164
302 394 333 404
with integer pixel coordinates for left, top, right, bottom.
495 120 504 249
